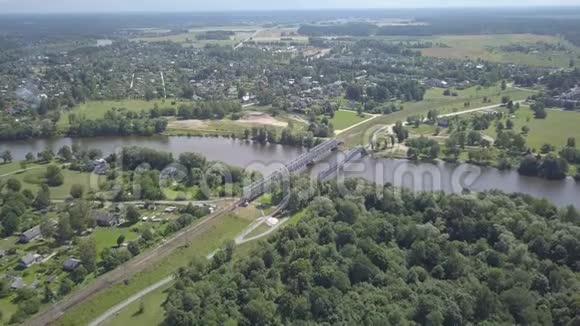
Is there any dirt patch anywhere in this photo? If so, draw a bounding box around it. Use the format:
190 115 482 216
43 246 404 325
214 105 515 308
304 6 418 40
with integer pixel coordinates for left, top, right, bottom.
238 112 288 127
167 119 207 130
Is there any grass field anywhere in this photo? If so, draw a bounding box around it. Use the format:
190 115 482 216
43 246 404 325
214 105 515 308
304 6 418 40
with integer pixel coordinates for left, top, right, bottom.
92 228 140 256
1 167 101 200
331 110 372 130
339 84 533 147
0 162 42 176
419 34 578 68
106 283 171 326
58 99 188 130
482 107 580 150
55 213 251 326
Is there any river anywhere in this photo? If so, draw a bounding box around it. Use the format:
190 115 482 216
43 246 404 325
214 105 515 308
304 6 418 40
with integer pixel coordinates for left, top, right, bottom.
2 136 579 208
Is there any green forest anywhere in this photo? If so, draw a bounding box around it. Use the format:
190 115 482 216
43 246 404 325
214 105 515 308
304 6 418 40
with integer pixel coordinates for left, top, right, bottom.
163 180 580 325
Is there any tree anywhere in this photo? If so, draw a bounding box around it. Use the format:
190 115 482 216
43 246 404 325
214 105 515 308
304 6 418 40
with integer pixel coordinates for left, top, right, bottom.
521 126 530 135
1 150 12 163
68 199 92 233
501 80 507 90
70 265 88 284
57 145 73 162
539 154 569 180
128 241 140 256
25 152 35 162
78 237 97 272
532 102 547 119
126 205 140 224
58 278 74 296
145 88 156 101
117 234 126 247
45 165 64 186
40 215 54 240
69 184 84 199
518 155 540 177
56 215 73 244
346 84 363 101
43 284 54 303
336 200 360 224
506 119 514 129
6 178 21 192
37 150 54 163
34 184 51 210
567 137 576 148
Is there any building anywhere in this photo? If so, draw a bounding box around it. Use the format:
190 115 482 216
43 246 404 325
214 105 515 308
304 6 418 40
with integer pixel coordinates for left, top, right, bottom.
164 206 177 213
90 158 109 175
19 225 42 243
10 277 25 289
63 258 82 272
18 253 42 269
92 211 120 227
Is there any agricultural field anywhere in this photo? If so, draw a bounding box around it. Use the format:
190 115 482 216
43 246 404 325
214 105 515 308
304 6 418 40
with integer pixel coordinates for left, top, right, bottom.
252 27 309 43
58 100 188 130
419 34 579 68
482 107 580 150
131 26 257 47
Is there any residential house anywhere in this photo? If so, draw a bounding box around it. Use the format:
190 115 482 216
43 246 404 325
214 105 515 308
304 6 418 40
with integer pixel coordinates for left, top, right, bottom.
10 277 25 289
63 258 82 272
88 158 109 175
19 225 42 243
18 253 42 269
92 211 120 227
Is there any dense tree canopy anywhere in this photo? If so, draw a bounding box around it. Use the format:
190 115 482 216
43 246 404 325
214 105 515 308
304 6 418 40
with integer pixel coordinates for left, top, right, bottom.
164 180 580 326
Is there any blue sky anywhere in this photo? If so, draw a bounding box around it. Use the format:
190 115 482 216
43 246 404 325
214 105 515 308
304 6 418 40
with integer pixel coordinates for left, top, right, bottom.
0 0 579 13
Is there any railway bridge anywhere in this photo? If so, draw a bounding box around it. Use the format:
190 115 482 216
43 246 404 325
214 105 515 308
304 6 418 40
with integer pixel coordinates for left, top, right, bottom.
243 138 339 201
317 146 367 180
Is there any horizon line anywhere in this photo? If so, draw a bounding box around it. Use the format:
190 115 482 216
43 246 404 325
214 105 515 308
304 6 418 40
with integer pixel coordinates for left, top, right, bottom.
2 5 580 15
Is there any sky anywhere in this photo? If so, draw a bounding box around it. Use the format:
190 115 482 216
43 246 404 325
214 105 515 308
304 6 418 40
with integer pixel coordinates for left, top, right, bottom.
0 0 579 13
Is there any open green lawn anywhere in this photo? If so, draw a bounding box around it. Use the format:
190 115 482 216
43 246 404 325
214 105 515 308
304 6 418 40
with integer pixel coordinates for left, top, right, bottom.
331 110 372 130
482 107 580 150
58 99 188 130
0 296 18 324
106 283 171 326
3 167 102 200
339 84 534 147
419 34 579 68
56 213 251 326
0 162 41 176
91 228 140 256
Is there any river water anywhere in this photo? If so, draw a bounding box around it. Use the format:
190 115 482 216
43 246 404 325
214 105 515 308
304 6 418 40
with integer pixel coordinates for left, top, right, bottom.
2 136 579 208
